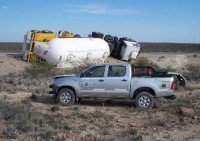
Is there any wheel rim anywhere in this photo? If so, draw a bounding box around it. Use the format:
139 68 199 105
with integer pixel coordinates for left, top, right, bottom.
138 96 151 108
60 92 71 104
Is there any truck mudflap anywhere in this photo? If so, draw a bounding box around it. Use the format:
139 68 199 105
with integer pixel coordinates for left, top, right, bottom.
164 95 177 100
167 72 186 87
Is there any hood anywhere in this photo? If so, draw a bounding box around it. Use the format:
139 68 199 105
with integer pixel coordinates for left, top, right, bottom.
54 74 75 80
167 72 186 87
52 74 77 87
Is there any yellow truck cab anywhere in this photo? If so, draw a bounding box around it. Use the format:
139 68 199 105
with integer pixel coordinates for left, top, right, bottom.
22 30 56 62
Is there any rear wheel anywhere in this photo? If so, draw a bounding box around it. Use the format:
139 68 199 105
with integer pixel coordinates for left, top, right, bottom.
57 88 75 106
135 91 154 109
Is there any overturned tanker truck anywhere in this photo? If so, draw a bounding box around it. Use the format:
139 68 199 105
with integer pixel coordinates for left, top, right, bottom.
22 30 140 68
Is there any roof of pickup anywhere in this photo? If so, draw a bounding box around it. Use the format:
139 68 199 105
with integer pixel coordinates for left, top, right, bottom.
93 63 130 66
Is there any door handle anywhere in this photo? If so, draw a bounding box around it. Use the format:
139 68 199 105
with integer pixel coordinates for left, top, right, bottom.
98 79 104 82
121 79 127 82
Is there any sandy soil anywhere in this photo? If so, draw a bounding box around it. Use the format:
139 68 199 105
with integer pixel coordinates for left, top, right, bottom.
0 53 200 141
105 53 200 71
0 53 200 76
139 53 200 70
0 54 28 76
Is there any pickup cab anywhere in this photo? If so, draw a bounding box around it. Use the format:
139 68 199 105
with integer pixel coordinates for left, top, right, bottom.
49 63 186 108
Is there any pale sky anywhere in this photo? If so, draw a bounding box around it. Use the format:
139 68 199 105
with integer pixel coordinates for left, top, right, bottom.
0 0 199 43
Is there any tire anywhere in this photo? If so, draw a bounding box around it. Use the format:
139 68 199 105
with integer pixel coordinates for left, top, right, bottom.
135 91 154 109
31 30 40 33
104 35 113 42
57 88 75 106
92 32 104 39
42 30 53 33
74 34 81 38
108 43 114 53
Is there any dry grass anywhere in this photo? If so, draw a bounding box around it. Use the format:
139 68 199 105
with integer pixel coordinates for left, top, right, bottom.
0 53 200 140
1 90 199 140
182 64 200 81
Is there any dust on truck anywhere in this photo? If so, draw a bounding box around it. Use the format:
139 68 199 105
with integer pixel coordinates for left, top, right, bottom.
49 63 186 109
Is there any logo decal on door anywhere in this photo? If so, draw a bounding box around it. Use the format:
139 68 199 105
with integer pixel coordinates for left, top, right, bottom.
85 82 90 87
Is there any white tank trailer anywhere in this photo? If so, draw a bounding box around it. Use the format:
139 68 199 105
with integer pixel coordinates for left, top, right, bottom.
22 30 140 68
33 38 110 68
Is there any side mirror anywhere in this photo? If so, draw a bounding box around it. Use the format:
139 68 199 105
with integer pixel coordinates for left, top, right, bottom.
80 73 84 78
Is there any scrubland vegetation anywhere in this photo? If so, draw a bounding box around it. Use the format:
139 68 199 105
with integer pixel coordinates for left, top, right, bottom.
0 56 200 140
0 42 200 140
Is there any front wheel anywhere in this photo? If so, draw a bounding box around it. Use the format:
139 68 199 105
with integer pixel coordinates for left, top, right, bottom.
57 88 75 106
135 91 154 109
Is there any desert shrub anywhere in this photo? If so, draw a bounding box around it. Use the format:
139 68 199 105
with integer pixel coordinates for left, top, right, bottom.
131 57 160 70
24 60 94 79
0 100 68 140
30 93 38 101
51 105 60 112
24 62 57 79
193 54 198 57
119 127 143 141
160 66 176 72
158 56 166 59
183 65 200 80
0 83 2 91
92 109 104 118
59 59 97 75
132 57 177 73
40 126 58 140
2 125 17 139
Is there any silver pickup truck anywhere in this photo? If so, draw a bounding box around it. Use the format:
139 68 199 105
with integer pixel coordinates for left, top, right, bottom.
49 63 186 108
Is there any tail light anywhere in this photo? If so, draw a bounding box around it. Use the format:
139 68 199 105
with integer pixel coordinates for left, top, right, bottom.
147 69 152 75
171 81 175 90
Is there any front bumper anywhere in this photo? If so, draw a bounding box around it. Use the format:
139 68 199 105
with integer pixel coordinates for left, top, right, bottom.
49 84 59 94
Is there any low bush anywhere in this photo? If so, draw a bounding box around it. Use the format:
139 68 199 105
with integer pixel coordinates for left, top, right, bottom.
131 57 160 70
182 65 200 81
0 100 66 140
160 66 176 72
51 105 60 112
24 60 94 79
193 54 198 57
24 62 57 79
158 56 166 60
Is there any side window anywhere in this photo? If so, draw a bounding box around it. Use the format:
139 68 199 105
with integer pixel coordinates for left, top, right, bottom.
108 66 126 77
26 42 30 51
84 66 105 77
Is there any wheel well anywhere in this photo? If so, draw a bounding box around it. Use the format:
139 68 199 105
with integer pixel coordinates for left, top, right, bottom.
133 87 156 99
58 86 77 98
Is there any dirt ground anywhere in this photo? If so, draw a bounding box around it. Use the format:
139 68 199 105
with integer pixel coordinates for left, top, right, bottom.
0 53 200 76
0 53 200 141
0 54 28 76
139 53 200 70
106 53 200 71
